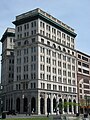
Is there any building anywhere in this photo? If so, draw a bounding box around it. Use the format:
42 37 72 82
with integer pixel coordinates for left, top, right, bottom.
0 28 15 111
12 8 78 114
77 51 90 114
0 83 3 113
1 8 78 115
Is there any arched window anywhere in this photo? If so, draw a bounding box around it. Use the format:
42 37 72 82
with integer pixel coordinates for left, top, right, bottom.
40 98 44 114
58 46 61 51
64 99 67 112
63 48 66 52
73 99 76 114
68 50 70 54
24 40 29 45
31 97 36 112
47 97 51 113
53 98 56 112
16 98 20 113
53 44 56 48
59 98 62 114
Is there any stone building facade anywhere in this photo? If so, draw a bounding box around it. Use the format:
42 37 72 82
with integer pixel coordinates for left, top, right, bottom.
1 8 78 115
0 28 15 111
77 51 90 114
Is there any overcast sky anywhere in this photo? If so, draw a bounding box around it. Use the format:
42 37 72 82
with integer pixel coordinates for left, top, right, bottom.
0 0 90 81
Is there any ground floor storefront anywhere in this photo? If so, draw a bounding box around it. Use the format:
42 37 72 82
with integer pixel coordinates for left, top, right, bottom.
1 90 78 115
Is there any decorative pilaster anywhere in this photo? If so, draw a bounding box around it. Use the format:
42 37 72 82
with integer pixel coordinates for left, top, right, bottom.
38 92 40 115
51 93 53 114
45 93 47 115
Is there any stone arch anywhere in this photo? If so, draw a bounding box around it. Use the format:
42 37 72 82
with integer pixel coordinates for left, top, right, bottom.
31 97 36 113
16 98 20 113
24 40 29 45
47 97 51 113
64 99 67 112
40 98 44 114
59 98 62 114
58 46 61 51
53 44 56 48
73 99 76 114
63 48 66 52
53 98 56 112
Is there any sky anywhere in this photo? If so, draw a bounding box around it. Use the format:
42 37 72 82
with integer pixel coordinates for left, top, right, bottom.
0 0 90 81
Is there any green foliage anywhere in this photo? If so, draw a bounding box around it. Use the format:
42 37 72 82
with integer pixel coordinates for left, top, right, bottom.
3 118 48 120
58 101 78 109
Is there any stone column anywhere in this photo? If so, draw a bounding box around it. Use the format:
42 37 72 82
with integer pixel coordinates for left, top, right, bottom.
38 92 40 115
45 93 47 115
62 98 64 114
67 97 69 114
72 99 74 114
12 94 15 110
4 96 6 111
51 93 53 114
56 94 59 115
20 95 23 113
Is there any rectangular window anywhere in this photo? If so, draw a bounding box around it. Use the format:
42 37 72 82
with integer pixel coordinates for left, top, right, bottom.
47 84 51 90
58 86 62 91
63 70 66 76
82 56 88 62
78 54 81 59
63 55 66 61
32 38 35 43
41 38 44 43
78 61 81 65
64 86 67 92
68 79 71 84
17 42 21 46
72 58 75 64
53 85 57 90
82 63 89 68
58 77 62 83
63 78 67 83
83 79 89 84
68 87 72 92
63 63 66 68
73 88 76 93
83 69 89 74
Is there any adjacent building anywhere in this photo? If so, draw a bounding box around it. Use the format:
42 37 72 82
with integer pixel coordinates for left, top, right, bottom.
77 51 90 114
0 28 15 111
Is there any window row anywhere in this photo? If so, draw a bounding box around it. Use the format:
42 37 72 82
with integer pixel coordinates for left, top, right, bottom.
40 73 75 80
17 38 36 47
41 82 76 92
40 21 74 43
40 38 74 53
40 55 75 64
17 21 36 32
17 29 36 39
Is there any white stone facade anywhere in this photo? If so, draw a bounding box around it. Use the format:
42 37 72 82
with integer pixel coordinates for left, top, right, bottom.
1 8 78 115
